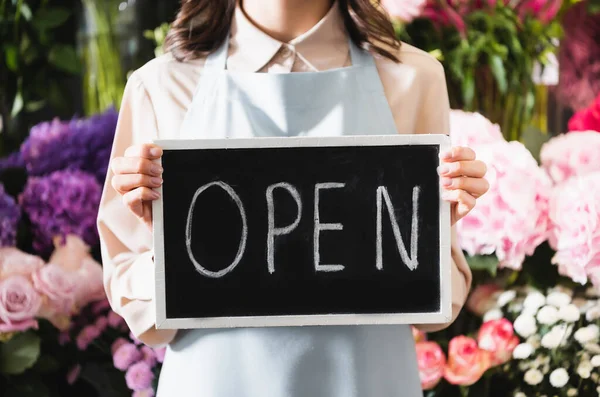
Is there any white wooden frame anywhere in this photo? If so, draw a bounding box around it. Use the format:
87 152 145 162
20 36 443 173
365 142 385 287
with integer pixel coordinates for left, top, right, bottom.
153 134 452 329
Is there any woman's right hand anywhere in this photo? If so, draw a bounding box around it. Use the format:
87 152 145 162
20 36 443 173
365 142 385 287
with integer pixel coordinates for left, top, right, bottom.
110 143 163 231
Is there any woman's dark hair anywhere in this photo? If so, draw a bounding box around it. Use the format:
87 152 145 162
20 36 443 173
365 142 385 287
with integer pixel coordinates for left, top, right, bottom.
164 0 400 63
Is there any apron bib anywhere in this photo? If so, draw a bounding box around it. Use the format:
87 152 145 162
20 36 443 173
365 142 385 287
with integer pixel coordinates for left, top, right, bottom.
157 35 423 397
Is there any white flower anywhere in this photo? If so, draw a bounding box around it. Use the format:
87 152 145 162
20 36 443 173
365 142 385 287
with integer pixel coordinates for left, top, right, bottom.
567 388 578 397
587 305 600 321
537 305 559 325
559 304 581 322
527 335 541 349
591 355 600 367
585 343 600 354
515 393 526 397
524 291 546 312
541 324 572 349
597 385 600 395
497 290 517 307
514 314 538 337
483 308 504 322
547 291 572 307
513 343 534 359
549 368 569 388
575 325 600 344
578 361 593 379
524 368 544 385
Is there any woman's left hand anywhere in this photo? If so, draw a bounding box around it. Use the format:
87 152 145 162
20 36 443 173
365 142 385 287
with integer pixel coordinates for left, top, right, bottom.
438 146 489 225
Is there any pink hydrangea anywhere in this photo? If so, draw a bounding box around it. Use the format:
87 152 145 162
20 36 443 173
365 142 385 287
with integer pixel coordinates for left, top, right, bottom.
549 172 600 287
381 0 427 22
113 342 142 371
457 141 552 269
449 110 504 148
125 361 155 391
0 247 44 280
541 131 600 184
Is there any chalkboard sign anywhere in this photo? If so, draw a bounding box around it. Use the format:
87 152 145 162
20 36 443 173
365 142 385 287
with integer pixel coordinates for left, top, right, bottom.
153 135 452 329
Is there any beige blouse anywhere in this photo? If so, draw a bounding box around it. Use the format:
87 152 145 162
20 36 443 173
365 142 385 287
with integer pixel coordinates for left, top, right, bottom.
97 4 472 347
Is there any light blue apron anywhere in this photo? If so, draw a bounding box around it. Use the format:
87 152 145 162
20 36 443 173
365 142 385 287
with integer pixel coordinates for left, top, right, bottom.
156 34 423 397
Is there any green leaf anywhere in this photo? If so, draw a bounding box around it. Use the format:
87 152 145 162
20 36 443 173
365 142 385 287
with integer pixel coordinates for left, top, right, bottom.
521 126 550 162
33 8 71 30
466 254 499 277
17 3 33 21
0 332 41 375
48 45 81 74
4 45 18 71
25 100 46 112
32 354 60 373
462 72 475 108
11 91 24 118
489 54 507 93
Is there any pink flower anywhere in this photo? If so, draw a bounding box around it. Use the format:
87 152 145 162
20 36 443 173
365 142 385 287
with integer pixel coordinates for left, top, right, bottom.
568 93 600 132
415 342 446 390
58 330 71 345
48 234 90 272
141 346 157 367
154 347 166 364
133 389 155 397
381 0 427 22
449 110 505 148
91 299 111 315
412 326 426 343
113 342 143 371
444 336 492 386
0 247 44 280
0 275 41 332
130 331 142 345
549 172 600 287
76 324 102 350
457 141 552 269
466 284 502 316
66 364 81 385
95 316 108 332
32 263 76 314
111 337 129 355
125 361 155 391
516 0 561 24
477 319 519 366
540 131 600 184
108 311 125 328
73 257 104 309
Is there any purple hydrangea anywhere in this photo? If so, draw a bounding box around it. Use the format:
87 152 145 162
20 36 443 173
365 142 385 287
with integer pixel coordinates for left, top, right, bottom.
19 170 102 254
20 108 117 182
0 151 25 174
0 184 20 247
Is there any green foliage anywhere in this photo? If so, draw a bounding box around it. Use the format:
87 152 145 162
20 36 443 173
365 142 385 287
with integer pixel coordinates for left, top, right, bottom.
0 0 80 153
144 22 170 58
0 332 41 375
467 254 499 277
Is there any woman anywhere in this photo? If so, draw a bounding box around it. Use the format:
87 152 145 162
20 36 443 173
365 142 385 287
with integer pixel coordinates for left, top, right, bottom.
98 0 488 396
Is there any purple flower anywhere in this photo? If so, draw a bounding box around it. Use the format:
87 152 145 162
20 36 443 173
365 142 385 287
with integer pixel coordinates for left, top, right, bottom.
125 361 155 391
140 346 157 367
19 170 102 254
113 343 142 371
0 151 25 174
20 108 117 182
76 324 102 350
0 184 20 248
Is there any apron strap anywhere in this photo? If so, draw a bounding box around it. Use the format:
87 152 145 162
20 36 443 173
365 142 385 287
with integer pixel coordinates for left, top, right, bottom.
204 34 376 71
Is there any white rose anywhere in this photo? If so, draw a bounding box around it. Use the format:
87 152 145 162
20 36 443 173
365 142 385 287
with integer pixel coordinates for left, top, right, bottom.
524 368 544 385
559 304 581 322
514 314 538 338
575 325 600 344
567 388 578 397
549 368 569 388
497 290 517 307
523 291 546 312
537 305 559 325
577 361 593 379
483 308 504 322
591 355 600 367
513 343 534 359
586 305 600 321
547 291 572 307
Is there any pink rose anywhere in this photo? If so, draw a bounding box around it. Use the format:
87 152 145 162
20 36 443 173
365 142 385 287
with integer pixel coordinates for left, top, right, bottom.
73 257 104 309
415 342 446 390
412 326 426 343
444 336 492 386
466 284 502 316
125 361 155 391
32 263 76 314
49 234 90 272
549 172 600 287
449 110 505 148
0 275 42 332
541 131 600 184
477 319 519 366
113 343 142 371
0 247 44 280
457 141 552 269
381 0 427 22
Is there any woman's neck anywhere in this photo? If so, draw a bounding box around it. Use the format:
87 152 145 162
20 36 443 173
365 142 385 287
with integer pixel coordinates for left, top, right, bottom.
241 0 334 42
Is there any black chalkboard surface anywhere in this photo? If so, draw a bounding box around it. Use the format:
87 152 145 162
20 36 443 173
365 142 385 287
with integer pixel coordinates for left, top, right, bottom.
153 135 452 329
